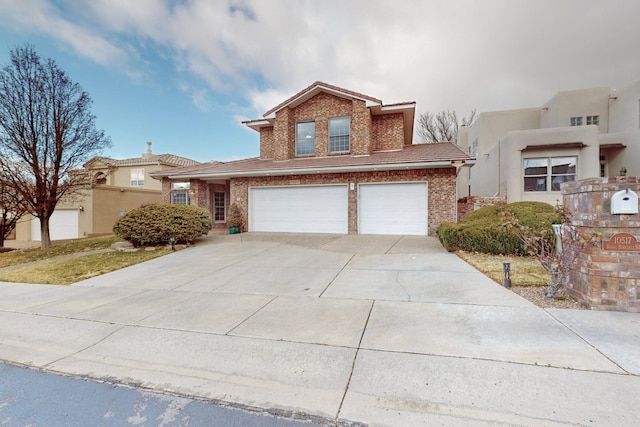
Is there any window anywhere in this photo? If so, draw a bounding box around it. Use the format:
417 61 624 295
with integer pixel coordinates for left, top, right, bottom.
130 168 144 187
586 115 599 126
570 117 583 126
329 116 350 153
171 181 190 190
524 157 577 192
214 192 226 223
171 192 189 205
296 121 315 155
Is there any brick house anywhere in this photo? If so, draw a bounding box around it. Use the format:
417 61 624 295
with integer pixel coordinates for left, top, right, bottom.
151 82 475 236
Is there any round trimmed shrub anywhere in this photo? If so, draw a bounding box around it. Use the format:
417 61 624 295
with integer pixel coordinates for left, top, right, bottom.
437 201 559 255
113 204 212 247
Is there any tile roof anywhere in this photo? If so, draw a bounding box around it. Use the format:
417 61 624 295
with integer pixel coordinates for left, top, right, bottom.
150 142 475 180
87 154 200 168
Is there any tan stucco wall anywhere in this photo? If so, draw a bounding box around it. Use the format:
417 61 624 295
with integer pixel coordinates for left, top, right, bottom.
541 87 611 132
90 186 162 235
500 126 601 205
609 80 640 177
106 165 165 190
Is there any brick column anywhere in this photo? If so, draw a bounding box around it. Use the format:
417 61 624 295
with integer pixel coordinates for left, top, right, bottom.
562 176 640 312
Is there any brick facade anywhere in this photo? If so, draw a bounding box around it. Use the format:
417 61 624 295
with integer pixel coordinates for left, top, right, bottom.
228 168 456 236
562 176 640 312
157 82 469 238
260 92 400 160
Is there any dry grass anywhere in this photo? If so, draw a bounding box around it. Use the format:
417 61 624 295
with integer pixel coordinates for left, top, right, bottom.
0 235 121 268
0 249 173 285
456 251 549 287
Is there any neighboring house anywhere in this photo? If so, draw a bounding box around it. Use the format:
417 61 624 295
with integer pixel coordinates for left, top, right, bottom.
151 82 475 236
458 79 640 205
14 142 199 242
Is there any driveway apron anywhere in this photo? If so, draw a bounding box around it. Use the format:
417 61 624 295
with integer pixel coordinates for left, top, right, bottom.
0 233 639 426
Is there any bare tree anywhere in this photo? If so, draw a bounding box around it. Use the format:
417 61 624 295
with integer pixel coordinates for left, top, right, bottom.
0 173 29 247
0 45 111 248
417 109 476 143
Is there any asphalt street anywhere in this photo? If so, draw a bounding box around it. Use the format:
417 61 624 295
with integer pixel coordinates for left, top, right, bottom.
0 362 328 427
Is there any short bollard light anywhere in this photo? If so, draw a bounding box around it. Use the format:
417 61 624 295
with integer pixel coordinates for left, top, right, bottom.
168 237 177 251
503 261 512 289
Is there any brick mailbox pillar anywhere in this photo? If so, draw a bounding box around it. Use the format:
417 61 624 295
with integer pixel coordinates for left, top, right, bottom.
562 176 640 312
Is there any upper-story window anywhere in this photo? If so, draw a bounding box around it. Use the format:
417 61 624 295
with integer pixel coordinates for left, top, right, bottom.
130 168 144 187
523 156 577 192
586 115 599 126
296 121 315 156
570 116 583 126
329 116 350 153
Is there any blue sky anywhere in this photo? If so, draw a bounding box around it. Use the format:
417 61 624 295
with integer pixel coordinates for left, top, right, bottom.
1 0 640 163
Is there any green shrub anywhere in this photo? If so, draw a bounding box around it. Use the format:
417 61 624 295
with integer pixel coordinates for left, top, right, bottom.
437 201 559 255
113 204 212 247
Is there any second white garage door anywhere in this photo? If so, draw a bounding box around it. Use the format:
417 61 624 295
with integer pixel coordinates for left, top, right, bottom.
359 182 427 235
250 185 348 233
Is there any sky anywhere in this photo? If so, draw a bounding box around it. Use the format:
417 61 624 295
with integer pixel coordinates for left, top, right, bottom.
1 0 640 163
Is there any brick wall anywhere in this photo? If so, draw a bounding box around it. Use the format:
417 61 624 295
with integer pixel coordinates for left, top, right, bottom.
457 196 507 221
259 92 404 160
372 113 404 151
230 168 456 236
562 176 640 312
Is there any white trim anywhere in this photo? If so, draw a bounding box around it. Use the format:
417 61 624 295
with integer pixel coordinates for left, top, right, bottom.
160 160 471 181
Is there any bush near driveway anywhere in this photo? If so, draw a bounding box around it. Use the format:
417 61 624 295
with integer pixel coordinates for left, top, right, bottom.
437 202 559 255
113 204 212 247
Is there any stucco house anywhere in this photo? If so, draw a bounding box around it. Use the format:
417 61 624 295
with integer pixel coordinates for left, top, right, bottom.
151 82 475 236
458 79 640 205
15 142 199 242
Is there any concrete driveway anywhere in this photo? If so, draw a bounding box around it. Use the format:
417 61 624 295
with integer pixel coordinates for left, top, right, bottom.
0 233 639 426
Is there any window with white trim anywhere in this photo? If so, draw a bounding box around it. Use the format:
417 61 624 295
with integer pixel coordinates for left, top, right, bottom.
170 181 190 205
586 115 599 126
130 168 144 187
570 117 583 126
171 192 189 205
214 192 226 223
524 157 577 192
329 116 350 153
296 121 315 155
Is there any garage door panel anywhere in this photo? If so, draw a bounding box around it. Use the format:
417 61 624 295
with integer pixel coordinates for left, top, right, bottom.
359 183 427 236
31 210 79 241
251 186 348 234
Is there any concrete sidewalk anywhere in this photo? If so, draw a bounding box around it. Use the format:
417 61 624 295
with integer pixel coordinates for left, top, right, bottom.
0 233 639 426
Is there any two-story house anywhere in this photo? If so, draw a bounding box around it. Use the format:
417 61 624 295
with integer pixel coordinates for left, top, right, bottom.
152 82 475 236
15 142 199 242
457 79 640 205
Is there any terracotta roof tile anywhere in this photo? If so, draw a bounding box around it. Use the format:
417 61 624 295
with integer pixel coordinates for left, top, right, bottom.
87 154 200 168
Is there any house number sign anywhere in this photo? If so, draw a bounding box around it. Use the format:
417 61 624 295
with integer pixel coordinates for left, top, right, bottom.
603 233 640 252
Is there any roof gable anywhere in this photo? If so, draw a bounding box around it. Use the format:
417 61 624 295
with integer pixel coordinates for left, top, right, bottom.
263 81 383 118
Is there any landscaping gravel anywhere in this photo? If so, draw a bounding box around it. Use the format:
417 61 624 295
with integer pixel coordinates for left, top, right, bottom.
512 286 586 310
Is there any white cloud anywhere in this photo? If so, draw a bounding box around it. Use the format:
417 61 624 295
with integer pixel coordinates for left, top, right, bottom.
3 0 640 117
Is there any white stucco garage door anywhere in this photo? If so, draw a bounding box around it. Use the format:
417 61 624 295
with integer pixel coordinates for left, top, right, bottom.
31 210 80 241
359 182 428 235
250 185 348 233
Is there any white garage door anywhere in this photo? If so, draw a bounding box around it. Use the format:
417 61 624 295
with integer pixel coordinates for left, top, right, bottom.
31 210 79 241
250 185 348 233
359 182 427 235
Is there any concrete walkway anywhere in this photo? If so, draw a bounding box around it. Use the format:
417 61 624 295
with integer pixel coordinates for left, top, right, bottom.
0 233 639 426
